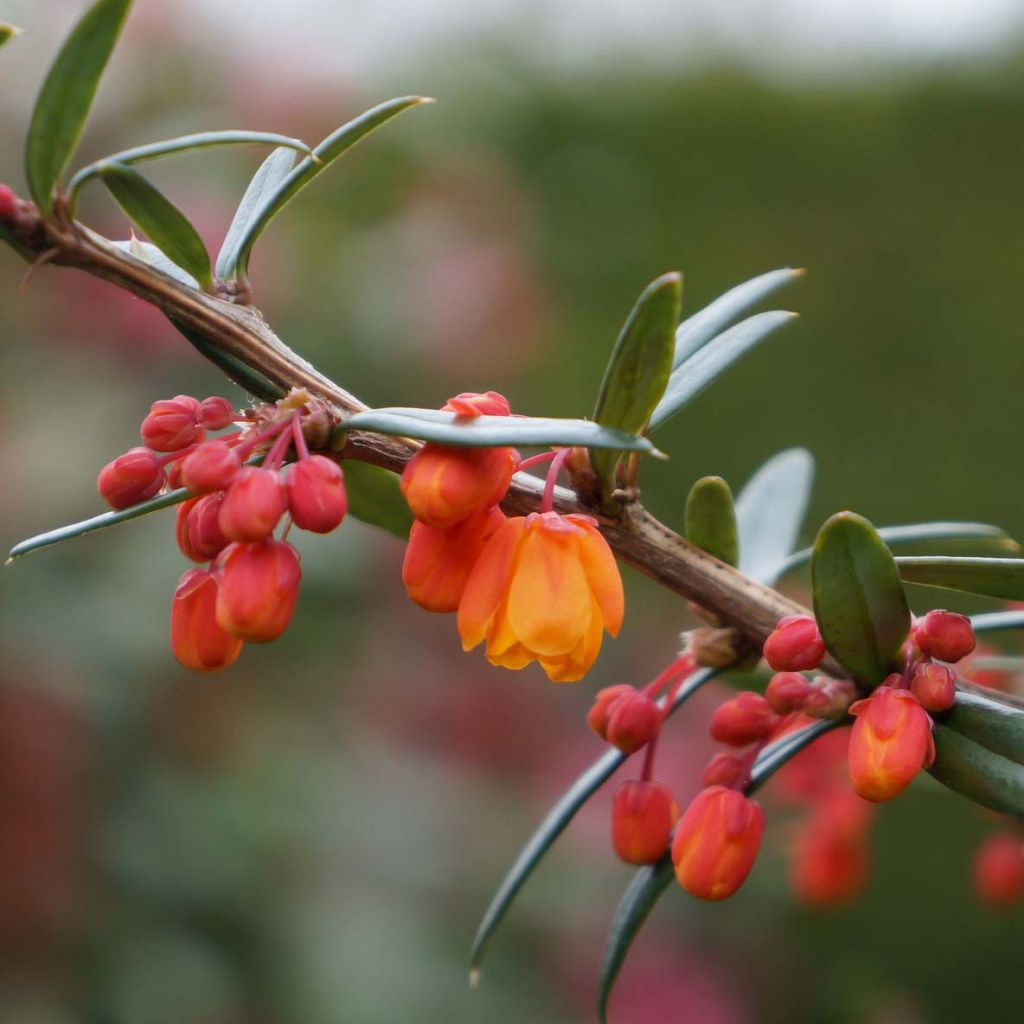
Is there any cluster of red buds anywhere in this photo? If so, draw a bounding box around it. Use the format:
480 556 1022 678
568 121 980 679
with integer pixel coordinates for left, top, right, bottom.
401 392 623 683
96 389 347 671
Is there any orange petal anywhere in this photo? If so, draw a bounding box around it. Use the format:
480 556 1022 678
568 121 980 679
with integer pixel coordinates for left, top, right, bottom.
457 517 526 651
572 517 625 637
506 521 591 656
541 595 605 682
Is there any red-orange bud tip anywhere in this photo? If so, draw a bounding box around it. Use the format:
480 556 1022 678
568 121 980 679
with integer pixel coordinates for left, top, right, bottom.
180 440 242 495
176 493 230 563
285 455 347 534
218 466 286 542
605 690 661 754
442 391 511 418
198 396 235 430
140 395 204 452
910 662 957 713
97 447 165 509
709 691 779 747
765 671 813 714
170 569 243 671
914 610 976 663
215 540 301 643
764 615 826 672
587 684 636 740
612 781 680 864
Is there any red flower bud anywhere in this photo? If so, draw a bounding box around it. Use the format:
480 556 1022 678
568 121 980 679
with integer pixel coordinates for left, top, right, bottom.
764 615 826 672
765 672 813 714
97 447 165 509
198 396 235 430
605 690 661 754
284 455 347 534
910 662 956 713
709 691 779 747
218 466 286 542
701 752 747 789
914 610 976 663
612 781 680 864
170 569 243 671
442 391 511 417
400 444 517 528
974 832 1024 907
848 687 935 802
587 684 637 740
0 184 16 222
215 540 301 643
672 786 765 900
180 440 242 495
403 506 505 613
140 395 203 452
176 494 230 563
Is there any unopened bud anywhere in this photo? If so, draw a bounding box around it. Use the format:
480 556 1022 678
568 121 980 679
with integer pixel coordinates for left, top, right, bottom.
763 615 826 672
140 395 203 452
170 569 243 671
218 466 286 542
284 455 347 534
176 494 230 563
910 662 957 713
97 447 165 509
180 440 242 495
914 610 976 663
586 684 636 740
443 391 511 417
765 671 813 714
709 691 779 747
612 780 680 865
215 539 301 643
605 690 661 754
701 752 747 789
198 396 235 430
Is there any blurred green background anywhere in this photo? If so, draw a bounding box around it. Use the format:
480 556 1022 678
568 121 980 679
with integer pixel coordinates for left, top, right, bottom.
1 2 1023 1022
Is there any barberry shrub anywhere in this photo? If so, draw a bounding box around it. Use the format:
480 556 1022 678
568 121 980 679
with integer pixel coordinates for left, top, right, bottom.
2 3 1024 1020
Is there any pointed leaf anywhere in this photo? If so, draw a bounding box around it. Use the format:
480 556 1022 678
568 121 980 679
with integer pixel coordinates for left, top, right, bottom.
218 95 430 281
343 408 658 453
98 163 212 289
649 311 796 431
112 237 199 288
929 725 1024 816
591 272 681 494
941 690 1024 766
597 719 839 1022
684 476 738 566
812 512 911 686
896 556 1024 601
216 147 297 280
68 130 313 203
342 461 413 538
971 610 1024 635
470 668 717 980
778 522 1020 578
735 448 814 586
673 267 803 368
25 0 132 214
169 319 285 402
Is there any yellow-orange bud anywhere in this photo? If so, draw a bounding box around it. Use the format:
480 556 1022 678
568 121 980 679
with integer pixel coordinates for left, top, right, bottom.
671 785 765 900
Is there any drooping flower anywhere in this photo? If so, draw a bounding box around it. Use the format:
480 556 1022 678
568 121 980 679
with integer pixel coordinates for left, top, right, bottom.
847 686 934 802
215 539 301 643
457 511 624 682
170 569 243 671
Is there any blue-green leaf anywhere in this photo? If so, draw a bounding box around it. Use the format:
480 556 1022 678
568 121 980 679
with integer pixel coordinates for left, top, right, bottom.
343 408 659 453
673 267 803 368
896 556 1024 601
98 163 212 290
24 0 132 214
68 130 313 203
812 512 911 686
650 311 796 431
591 272 681 494
971 611 1024 635
685 476 738 566
735 448 814 586
112 237 199 289
216 147 298 281
941 690 1024 766
597 719 839 1022
470 668 717 982
217 95 430 281
342 461 413 538
929 725 1024 816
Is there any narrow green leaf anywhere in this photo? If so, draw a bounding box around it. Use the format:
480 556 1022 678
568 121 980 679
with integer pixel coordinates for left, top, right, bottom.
218 95 430 281
98 163 212 289
597 719 839 1022
216 147 297 280
24 0 132 214
735 448 814 586
685 476 738 567
342 461 413 538
812 512 911 686
343 408 658 453
169 319 285 402
971 611 1024 635
649 311 796 431
113 237 199 289
673 267 803 368
929 725 1024 816
896 556 1024 601
470 668 717 982
778 522 1020 578
0 22 20 48
591 272 681 494
941 690 1024 766
68 130 313 203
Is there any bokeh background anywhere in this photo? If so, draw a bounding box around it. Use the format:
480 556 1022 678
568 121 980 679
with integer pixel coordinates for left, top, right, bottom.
2 1 1024 1021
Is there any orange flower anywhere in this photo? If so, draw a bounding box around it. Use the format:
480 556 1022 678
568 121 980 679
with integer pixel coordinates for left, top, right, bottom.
457 511 624 682
170 569 243 671
847 686 935 802
671 785 765 900
402 506 506 613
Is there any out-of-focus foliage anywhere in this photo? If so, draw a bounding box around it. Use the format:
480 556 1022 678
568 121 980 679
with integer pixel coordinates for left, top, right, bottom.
2 5 1024 1022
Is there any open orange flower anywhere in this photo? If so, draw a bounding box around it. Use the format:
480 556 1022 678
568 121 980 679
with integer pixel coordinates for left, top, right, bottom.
457 511 624 682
